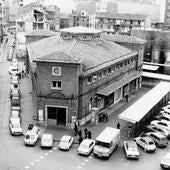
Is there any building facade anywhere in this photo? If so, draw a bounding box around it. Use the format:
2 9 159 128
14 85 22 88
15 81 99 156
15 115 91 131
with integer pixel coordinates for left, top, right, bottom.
164 0 170 28
95 13 146 35
16 6 49 58
27 26 143 127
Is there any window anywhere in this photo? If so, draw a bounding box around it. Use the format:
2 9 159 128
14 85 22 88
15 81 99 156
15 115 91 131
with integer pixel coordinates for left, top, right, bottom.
124 60 127 66
77 18 79 21
131 58 134 63
51 81 62 90
112 66 115 72
99 72 103 79
87 76 92 85
92 74 97 83
103 70 106 77
108 67 112 75
77 23 79 26
120 63 123 68
116 64 119 70
127 60 130 65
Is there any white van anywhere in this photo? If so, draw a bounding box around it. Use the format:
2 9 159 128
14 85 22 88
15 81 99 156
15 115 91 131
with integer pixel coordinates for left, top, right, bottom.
93 127 120 159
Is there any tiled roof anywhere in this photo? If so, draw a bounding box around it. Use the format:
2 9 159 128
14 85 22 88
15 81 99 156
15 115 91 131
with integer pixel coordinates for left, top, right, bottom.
97 12 147 21
60 26 101 34
101 33 146 44
27 35 135 73
25 29 58 37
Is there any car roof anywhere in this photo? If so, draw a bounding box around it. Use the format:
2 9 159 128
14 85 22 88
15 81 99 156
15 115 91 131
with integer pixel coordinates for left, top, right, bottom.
10 117 20 123
126 141 137 147
81 139 94 145
160 119 170 124
149 132 166 137
42 134 52 138
142 137 153 142
61 135 71 141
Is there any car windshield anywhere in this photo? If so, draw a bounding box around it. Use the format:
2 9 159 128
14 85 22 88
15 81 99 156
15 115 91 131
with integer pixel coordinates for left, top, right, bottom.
95 140 111 148
149 141 154 145
13 123 20 128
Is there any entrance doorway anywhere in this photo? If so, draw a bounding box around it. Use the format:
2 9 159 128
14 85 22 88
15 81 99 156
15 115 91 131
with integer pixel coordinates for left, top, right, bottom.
47 106 66 126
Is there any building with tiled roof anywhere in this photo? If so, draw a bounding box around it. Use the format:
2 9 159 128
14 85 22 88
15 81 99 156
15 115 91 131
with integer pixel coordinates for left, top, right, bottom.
27 26 143 127
95 12 146 35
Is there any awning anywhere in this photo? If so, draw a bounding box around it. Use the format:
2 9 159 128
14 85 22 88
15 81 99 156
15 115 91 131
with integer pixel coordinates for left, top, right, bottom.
97 71 141 96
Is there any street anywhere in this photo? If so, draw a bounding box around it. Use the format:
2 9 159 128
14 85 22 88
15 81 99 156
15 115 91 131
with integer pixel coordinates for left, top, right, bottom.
0 38 170 170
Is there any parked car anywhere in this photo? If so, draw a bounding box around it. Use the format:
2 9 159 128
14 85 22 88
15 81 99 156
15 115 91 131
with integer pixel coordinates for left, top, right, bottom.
145 124 169 139
10 89 19 98
160 152 170 169
144 132 168 147
123 141 140 159
162 107 170 115
9 117 22 136
41 134 53 148
8 65 18 75
11 110 20 118
151 120 170 131
12 59 18 67
78 139 95 156
134 137 156 152
156 114 170 122
11 75 19 84
58 135 74 151
10 83 19 92
24 126 40 146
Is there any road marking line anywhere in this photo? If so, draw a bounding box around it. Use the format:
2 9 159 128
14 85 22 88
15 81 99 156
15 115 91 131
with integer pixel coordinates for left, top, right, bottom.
53 147 57 150
81 162 85 166
49 150 53 153
30 162 34 166
77 166 82 169
24 165 30 169
40 156 44 159
84 159 89 162
35 159 39 162
44 153 48 156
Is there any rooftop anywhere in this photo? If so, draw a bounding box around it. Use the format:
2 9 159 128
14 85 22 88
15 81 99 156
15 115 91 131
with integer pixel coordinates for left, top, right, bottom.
97 13 147 21
25 29 58 37
27 35 136 75
101 33 146 44
60 26 101 34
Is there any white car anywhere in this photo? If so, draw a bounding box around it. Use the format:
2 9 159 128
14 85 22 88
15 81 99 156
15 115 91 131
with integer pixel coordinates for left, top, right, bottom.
160 152 170 169
151 120 170 131
58 135 74 150
134 137 156 152
163 107 170 114
11 75 19 84
9 117 22 136
8 65 18 75
10 89 19 98
78 139 95 156
41 134 53 148
123 141 140 159
12 59 18 67
24 126 40 146
10 83 19 92
11 110 20 118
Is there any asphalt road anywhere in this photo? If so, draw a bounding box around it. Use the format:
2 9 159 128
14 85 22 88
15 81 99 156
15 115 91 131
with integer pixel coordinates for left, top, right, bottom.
0 37 170 170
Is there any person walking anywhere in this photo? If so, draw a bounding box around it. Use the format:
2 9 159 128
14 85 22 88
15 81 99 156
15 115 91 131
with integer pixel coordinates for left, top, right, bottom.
78 129 82 137
78 135 83 145
87 130 92 139
74 123 78 136
117 122 120 129
84 128 88 139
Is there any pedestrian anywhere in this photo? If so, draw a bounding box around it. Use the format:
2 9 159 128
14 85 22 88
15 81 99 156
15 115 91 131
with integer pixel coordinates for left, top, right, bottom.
78 129 82 137
78 135 83 145
21 70 24 78
18 72 21 79
84 128 88 139
117 122 120 129
87 130 92 139
125 94 129 102
74 123 78 136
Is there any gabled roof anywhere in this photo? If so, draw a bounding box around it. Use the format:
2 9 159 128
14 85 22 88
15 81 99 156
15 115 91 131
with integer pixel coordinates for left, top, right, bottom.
101 33 146 45
25 29 57 37
97 12 146 21
27 35 136 74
